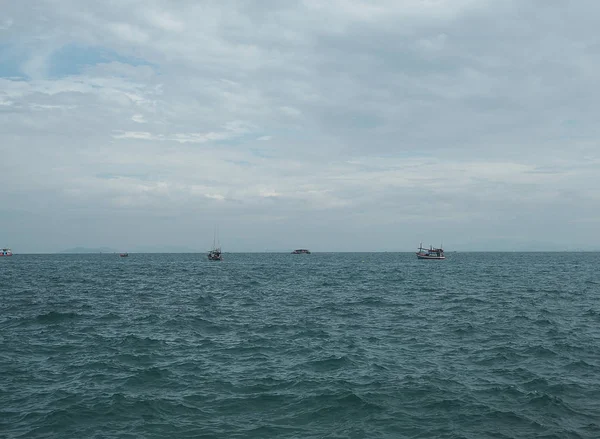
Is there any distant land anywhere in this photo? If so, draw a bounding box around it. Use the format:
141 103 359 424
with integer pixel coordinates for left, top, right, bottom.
58 245 199 254
130 245 199 253
52 248 600 254
59 247 117 254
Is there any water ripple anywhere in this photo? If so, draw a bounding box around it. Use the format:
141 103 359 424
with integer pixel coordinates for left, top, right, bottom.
1 252 600 438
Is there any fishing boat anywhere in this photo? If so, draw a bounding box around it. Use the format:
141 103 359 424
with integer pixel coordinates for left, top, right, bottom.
1 248 13 256
291 249 311 254
416 243 445 260
208 228 223 261
119 252 128 257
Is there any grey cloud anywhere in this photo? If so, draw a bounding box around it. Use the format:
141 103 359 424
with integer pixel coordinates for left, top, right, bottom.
1 0 600 252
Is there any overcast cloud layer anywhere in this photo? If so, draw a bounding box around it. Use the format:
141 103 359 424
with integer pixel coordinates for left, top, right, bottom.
1 0 599 252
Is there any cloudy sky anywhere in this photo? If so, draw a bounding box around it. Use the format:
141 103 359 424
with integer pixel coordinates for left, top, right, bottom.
1 0 599 253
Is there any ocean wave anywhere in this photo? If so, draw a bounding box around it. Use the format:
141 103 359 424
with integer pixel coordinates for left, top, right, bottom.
300 355 356 372
526 392 586 418
522 345 559 358
453 322 476 335
96 312 121 321
4 253 600 438
303 390 385 417
565 359 599 371
115 334 169 349
123 366 174 388
351 296 391 307
35 311 83 323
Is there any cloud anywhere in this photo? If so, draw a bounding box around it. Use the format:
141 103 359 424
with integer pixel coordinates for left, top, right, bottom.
279 106 302 117
204 193 225 201
143 10 185 33
416 33 447 51
0 18 13 30
113 131 156 140
107 22 150 45
112 120 254 143
1 0 600 252
259 189 281 198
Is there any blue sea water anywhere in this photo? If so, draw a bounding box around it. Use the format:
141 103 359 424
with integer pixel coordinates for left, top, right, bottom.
1 252 599 438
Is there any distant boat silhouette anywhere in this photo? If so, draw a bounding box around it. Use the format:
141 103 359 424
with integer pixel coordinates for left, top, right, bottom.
291 249 311 254
416 243 445 260
208 228 223 261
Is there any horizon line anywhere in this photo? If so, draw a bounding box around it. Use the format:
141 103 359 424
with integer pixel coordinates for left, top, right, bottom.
9 250 600 255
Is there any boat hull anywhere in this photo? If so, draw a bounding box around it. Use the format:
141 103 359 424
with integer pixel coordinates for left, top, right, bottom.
208 252 223 261
416 254 445 260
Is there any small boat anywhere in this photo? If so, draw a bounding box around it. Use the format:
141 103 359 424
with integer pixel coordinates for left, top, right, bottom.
1 248 13 256
208 228 223 261
119 252 128 257
416 243 445 260
208 249 222 261
291 249 311 254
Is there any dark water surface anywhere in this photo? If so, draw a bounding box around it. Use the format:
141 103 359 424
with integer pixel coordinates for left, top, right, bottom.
1 253 600 438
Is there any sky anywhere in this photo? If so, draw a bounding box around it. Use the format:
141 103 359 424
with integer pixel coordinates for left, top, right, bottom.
1 0 599 253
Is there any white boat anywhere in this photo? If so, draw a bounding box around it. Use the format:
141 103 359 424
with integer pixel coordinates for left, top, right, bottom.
1 248 13 256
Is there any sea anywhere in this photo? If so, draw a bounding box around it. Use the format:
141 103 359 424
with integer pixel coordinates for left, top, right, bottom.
1 252 599 438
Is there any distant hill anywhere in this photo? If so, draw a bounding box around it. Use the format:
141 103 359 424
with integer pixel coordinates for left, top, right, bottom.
59 245 201 254
130 245 199 253
59 247 117 254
